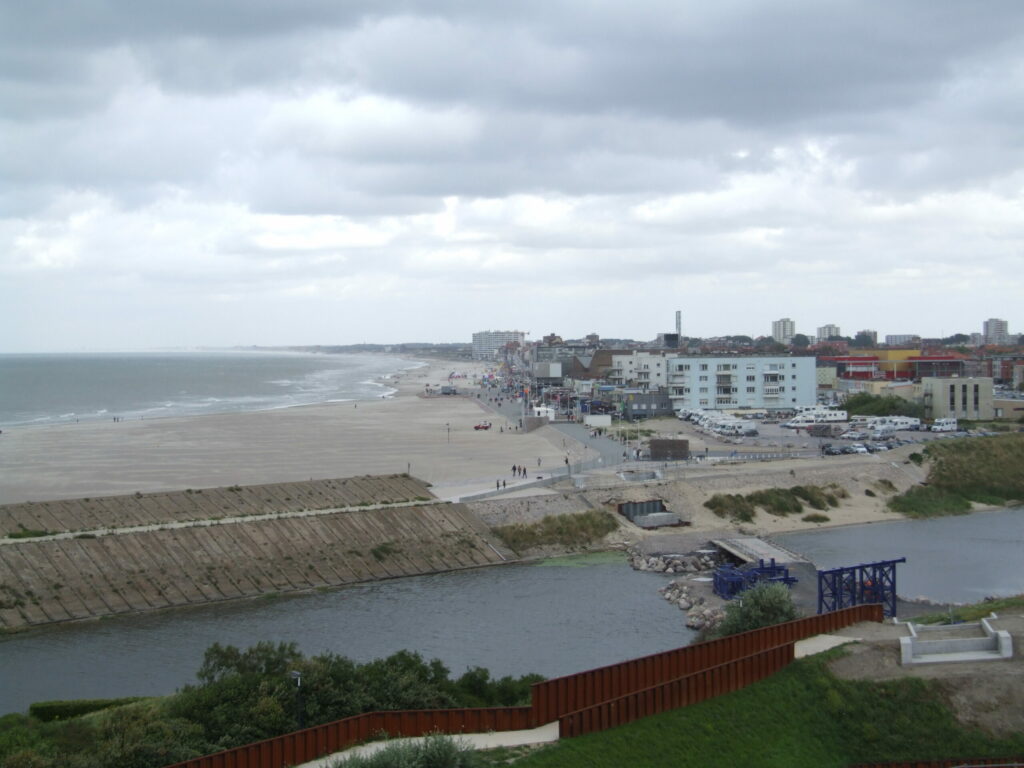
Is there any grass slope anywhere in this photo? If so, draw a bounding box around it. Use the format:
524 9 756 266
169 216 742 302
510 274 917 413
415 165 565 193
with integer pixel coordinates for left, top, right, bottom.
888 433 1024 517
501 652 1024 768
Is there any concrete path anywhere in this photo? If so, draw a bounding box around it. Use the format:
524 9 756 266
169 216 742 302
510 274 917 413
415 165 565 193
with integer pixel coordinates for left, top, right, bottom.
294 722 559 767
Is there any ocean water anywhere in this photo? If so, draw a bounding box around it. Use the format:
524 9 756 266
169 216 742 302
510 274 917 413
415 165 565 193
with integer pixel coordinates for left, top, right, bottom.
0 351 423 427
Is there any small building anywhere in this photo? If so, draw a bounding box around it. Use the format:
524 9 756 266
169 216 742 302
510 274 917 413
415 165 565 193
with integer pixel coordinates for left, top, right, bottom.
920 377 994 421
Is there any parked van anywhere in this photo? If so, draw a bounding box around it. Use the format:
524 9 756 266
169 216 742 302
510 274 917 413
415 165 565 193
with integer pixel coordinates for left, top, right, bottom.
930 418 958 432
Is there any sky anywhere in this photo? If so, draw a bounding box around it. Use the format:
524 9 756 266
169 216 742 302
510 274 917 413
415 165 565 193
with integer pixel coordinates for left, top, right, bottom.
2 1 1022 352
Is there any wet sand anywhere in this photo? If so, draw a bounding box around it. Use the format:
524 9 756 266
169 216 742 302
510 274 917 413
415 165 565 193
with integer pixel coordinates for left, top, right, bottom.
0 359 576 504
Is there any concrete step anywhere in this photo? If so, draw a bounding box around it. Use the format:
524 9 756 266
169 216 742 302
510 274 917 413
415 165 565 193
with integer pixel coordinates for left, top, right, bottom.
910 649 1007 664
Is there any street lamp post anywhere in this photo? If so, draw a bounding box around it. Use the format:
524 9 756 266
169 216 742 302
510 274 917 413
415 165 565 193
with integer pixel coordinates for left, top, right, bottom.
290 670 304 729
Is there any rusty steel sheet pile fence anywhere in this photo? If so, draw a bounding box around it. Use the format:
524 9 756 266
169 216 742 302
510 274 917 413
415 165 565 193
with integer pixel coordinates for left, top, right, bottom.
558 643 795 738
163 706 532 768
530 602 881 724
162 606 883 768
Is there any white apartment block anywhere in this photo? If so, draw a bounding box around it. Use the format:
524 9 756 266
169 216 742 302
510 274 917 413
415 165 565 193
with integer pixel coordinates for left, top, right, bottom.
608 351 671 390
983 318 1010 346
817 324 841 341
885 334 919 346
667 356 816 411
771 318 795 345
471 330 525 360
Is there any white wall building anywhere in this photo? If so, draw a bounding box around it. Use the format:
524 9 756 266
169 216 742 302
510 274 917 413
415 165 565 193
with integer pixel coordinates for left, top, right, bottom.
817 324 841 341
471 330 526 360
667 356 816 411
608 351 670 390
983 318 1010 346
771 318 795 345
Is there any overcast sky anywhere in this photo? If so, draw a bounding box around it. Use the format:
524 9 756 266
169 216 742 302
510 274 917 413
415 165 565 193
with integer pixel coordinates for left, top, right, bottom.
2 1 1022 351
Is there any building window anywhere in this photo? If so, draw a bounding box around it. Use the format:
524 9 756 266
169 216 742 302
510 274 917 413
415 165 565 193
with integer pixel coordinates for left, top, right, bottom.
747 387 755 393
973 384 979 410
699 387 708 393
699 375 708 381
747 375 755 382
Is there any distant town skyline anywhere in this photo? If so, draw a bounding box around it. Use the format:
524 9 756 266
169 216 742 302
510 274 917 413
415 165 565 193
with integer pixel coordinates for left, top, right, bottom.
2 2 1022 352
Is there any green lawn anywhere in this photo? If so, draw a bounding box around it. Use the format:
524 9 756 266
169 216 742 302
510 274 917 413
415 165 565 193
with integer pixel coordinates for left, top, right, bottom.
492 651 1024 768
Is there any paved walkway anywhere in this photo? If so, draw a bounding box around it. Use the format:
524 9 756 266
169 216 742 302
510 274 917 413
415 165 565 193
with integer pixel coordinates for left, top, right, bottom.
294 722 560 767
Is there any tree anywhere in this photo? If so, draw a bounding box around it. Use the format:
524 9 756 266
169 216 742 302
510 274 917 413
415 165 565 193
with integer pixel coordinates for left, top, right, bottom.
713 582 797 638
791 333 810 349
843 392 924 418
850 332 875 349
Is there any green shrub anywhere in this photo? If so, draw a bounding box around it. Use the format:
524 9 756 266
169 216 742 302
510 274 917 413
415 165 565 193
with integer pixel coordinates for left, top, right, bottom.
370 543 400 561
802 513 830 524
28 698 148 723
864 489 876 497
713 582 797 638
908 452 924 466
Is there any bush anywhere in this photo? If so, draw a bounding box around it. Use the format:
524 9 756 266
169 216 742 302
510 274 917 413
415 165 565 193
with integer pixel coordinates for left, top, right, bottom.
747 489 803 516
29 698 148 723
802 513 830 524
908 453 924 466
713 582 798 638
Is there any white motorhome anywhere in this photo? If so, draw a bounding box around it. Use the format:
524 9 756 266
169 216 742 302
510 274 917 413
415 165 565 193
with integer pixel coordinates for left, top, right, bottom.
930 418 958 432
878 416 921 431
784 410 848 428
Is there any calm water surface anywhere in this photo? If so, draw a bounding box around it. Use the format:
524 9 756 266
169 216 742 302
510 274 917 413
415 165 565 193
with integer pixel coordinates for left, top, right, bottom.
772 507 1023 604
0 554 690 715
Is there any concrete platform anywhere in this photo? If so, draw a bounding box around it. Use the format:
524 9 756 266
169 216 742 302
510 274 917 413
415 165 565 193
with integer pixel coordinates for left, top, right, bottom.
710 536 810 565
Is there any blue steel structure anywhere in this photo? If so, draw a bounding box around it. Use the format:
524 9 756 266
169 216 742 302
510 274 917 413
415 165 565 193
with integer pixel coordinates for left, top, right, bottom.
816 557 906 618
713 558 798 600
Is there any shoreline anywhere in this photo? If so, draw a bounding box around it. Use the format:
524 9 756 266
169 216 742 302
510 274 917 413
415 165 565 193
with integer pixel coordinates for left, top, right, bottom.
0 351 431 430
0 357 575 504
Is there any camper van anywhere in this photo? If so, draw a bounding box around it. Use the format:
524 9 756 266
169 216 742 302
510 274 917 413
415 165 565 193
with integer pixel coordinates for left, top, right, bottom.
930 418 958 432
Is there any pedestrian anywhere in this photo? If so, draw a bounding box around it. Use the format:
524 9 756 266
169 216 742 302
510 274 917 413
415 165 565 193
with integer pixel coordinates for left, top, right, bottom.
496 480 500 491
537 457 541 467
502 479 506 489
511 464 516 476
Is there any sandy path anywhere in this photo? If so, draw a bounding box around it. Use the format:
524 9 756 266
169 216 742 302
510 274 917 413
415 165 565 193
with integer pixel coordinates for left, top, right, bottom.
0 359 576 504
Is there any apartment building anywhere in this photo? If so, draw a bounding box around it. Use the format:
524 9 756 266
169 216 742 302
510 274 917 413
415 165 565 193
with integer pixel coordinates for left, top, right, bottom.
667 356 816 411
607 351 671 390
817 324 841 341
983 318 1010 346
771 318 795 345
471 330 525 360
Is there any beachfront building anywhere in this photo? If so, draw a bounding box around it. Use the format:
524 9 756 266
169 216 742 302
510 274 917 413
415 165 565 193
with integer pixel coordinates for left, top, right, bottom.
667 355 816 411
771 318 795 345
607 350 672 390
920 376 994 421
471 330 526 360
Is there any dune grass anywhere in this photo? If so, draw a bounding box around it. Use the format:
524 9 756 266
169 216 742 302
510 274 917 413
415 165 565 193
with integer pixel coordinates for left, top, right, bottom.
491 511 619 554
888 433 1024 517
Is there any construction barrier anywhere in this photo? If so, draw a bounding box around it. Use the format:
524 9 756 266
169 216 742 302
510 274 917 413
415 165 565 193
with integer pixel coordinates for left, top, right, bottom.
162 706 532 768
559 643 795 738
530 603 881 724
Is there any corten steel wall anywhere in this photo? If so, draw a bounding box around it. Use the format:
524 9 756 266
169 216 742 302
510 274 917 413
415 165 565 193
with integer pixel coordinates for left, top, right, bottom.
530 603 882 724
850 759 1024 768
559 643 795 738
162 706 532 768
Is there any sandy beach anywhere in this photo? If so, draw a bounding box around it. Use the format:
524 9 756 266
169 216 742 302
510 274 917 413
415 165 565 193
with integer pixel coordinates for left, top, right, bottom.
0 359 581 504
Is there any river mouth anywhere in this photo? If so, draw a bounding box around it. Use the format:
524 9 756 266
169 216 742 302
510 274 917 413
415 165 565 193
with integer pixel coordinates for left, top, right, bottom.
0 553 692 716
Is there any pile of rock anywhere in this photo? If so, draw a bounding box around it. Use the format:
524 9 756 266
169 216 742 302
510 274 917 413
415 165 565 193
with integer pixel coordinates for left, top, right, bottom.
627 548 716 574
659 579 726 631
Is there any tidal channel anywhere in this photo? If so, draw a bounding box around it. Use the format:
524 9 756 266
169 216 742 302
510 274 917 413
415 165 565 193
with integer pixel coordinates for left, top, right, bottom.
0 553 690 715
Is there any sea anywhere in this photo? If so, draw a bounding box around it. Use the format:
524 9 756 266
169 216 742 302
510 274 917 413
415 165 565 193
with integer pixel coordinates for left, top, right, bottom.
0 350 425 428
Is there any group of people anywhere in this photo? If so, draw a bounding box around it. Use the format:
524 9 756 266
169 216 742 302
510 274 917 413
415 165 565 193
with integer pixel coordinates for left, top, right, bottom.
510 464 529 478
